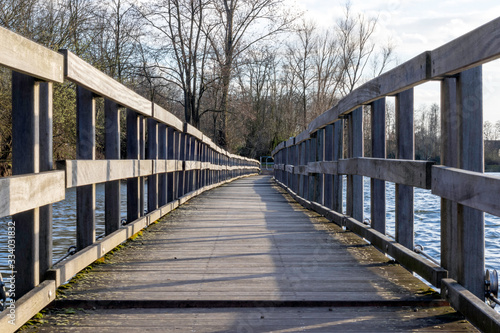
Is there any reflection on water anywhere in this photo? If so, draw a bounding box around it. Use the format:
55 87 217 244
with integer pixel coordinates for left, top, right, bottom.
0 175 499 277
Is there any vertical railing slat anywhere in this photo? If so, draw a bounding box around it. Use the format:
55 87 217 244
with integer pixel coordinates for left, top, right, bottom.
158 124 168 206
457 66 484 299
12 72 40 298
39 82 53 281
76 86 96 250
147 118 158 212
332 120 343 213
395 88 414 250
127 109 140 222
351 107 363 222
440 77 458 281
371 98 386 234
105 100 121 235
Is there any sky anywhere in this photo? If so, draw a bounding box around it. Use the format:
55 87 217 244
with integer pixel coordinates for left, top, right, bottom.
285 0 500 123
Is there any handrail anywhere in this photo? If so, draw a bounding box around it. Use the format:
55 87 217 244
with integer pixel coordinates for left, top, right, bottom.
272 16 500 333
0 27 260 332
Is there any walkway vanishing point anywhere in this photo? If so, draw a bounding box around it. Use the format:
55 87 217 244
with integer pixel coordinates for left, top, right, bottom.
4 16 500 333
28 176 475 332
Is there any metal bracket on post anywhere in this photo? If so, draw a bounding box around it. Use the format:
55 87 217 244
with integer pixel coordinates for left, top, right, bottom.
485 269 499 308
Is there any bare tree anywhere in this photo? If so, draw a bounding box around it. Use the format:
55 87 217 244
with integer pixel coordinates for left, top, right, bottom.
285 20 316 130
337 2 377 95
206 0 297 147
138 0 213 128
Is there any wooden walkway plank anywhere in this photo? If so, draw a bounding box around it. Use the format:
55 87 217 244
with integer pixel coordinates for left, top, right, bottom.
30 176 476 332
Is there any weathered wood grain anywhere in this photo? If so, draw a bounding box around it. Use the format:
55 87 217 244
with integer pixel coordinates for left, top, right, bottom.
76 86 96 251
105 99 121 235
62 50 151 116
60 159 189 187
12 72 40 297
432 166 500 217
457 67 484 300
307 161 337 175
395 88 414 250
371 98 386 233
0 27 63 82
152 104 183 132
36 176 476 333
356 158 432 189
337 158 357 175
440 77 459 286
184 160 202 171
0 280 56 333
442 279 500 333
184 123 203 141
39 82 53 280
431 17 500 77
295 129 310 145
276 178 447 289
0 171 65 218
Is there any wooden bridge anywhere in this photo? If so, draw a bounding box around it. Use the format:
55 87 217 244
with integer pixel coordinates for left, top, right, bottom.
1 16 500 333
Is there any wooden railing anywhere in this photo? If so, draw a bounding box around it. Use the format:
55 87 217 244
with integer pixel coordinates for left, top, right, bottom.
0 26 259 331
272 17 500 332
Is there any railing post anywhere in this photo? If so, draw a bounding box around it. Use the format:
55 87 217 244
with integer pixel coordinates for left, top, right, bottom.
39 82 53 281
105 100 121 235
308 137 316 201
139 116 145 216
76 86 96 250
332 120 343 213
440 77 458 281
346 107 363 221
293 142 299 193
189 136 196 192
179 130 186 197
167 127 176 203
147 117 158 212
324 125 334 209
457 66 484 299
395 89 414 250
158 123 168 206
127 109 140 222
316 129 324 205
300 141 307 198
371 98 386 233
12 72 40 298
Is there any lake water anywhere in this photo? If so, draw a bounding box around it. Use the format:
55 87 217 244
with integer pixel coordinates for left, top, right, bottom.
0 175 499 282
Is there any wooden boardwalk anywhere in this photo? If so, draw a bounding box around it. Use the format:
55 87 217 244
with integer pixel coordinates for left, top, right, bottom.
30 176 476 332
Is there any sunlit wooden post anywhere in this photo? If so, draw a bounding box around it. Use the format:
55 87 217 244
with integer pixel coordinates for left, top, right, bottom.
147 117 158 212
76 86 96 250
395 89 414 249
371 98 386 233
346 107 363 221
440 77 458 281
39 82 53 281
178 129 186 197
12 72 40 297
316 129 324 205
127 109 140 222
332 120 343 213
158 123 168 206
105 100 121 235
308 136 316 201
139 116 145 216
324 125 334 209
457 66 484 299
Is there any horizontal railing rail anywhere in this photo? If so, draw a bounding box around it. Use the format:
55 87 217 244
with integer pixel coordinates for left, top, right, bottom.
272 17 500 332
0 26 259 332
